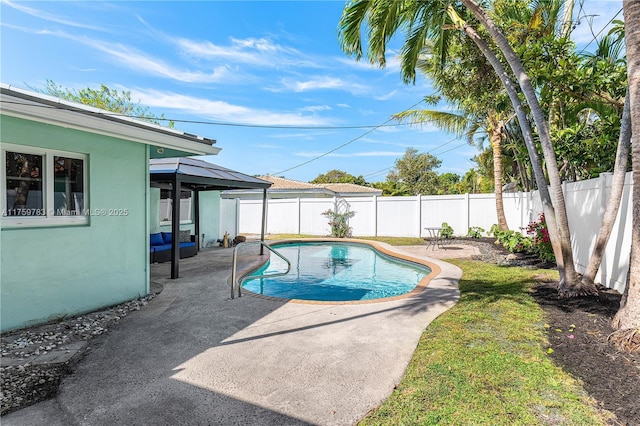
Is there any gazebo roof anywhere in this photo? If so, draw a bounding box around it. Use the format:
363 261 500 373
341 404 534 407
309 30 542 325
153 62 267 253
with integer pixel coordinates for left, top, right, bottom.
150 157 272 190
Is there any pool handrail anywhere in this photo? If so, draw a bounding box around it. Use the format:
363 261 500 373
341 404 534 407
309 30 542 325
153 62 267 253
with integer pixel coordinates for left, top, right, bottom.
231 241 292 299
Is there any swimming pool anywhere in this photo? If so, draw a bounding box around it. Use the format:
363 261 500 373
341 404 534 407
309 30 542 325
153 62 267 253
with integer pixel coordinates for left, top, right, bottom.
242 241 433 302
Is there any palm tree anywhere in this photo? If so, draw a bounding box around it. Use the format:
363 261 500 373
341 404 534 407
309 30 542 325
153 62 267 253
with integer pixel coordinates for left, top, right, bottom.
611 0 640 340
393 107 511 230
339 0 580 289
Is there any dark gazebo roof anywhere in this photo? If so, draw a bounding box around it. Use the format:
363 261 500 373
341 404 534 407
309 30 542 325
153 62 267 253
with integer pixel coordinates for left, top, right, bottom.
150 157 271 190
149 157 271 279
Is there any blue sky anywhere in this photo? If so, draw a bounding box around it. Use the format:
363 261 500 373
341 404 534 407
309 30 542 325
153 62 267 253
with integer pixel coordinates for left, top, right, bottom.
1 0 624 183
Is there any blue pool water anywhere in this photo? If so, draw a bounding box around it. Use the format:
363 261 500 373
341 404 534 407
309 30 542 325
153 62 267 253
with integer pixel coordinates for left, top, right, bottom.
242 242 430 301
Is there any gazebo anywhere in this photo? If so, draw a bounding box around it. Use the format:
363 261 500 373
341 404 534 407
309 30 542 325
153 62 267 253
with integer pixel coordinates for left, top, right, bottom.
150 157 272 278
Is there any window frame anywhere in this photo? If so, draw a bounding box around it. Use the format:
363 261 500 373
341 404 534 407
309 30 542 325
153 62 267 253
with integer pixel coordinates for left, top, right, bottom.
2 143 88 228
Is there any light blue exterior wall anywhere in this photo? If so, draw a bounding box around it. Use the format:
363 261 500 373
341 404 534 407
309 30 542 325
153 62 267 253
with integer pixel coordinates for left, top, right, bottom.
1 115 149 331
199 191 221 247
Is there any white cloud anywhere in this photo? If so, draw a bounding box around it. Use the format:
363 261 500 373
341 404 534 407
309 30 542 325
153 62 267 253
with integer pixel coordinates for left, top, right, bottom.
130 88 335 126
35 29 239 84
299 105 332 112
2 0 105 31
273 76 371 94
174 36 319 69
375 90 397 101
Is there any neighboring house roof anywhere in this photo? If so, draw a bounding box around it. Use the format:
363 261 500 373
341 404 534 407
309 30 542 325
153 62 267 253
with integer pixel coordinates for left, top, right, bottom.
0 84 220 156
150 158 272 190
319 183 382 195
258 175 331 194
223 175 382 198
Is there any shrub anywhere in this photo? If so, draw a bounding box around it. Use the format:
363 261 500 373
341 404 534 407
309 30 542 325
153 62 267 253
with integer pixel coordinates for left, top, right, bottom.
490 224 533 253
526 213 555 262
467 226 485 238
441 222 454 239
322 209 356 238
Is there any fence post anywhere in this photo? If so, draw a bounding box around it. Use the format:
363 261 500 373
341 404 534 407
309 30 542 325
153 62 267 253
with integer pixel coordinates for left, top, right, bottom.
235 198 240 236
297 197 301 235
465 193 470 235
373 195 378 237
416 194 422 238
599 172 612 217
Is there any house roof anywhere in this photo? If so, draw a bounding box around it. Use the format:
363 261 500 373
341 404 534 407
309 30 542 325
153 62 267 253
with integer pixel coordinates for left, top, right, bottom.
320 183 382 194
150 157 272 190
258 175 329 193
223 175 381 197
0 84 220 156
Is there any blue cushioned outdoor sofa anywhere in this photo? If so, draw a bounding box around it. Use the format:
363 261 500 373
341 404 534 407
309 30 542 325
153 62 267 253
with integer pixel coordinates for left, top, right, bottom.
149 232 197 263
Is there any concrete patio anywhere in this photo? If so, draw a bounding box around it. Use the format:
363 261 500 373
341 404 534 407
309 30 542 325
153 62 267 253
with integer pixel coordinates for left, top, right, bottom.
4 243 462 426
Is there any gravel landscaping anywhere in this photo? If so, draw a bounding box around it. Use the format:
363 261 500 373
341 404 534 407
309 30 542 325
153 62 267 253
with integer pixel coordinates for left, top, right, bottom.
1 293 157 415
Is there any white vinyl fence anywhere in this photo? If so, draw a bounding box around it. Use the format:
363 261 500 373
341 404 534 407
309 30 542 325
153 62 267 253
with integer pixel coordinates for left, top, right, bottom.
220 172 632 292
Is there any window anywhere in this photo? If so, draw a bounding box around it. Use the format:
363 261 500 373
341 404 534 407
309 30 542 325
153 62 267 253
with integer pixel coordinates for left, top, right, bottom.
2 144 87 226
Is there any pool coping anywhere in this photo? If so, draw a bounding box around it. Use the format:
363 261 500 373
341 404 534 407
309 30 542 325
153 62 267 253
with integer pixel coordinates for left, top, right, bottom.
230 238 441 305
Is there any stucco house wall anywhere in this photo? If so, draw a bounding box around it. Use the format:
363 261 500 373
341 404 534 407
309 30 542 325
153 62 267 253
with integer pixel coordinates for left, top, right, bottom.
1 84 220 332
1 115 149 331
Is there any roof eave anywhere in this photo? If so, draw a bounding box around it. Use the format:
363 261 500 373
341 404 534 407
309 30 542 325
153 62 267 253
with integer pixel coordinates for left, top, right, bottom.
0 85 220 156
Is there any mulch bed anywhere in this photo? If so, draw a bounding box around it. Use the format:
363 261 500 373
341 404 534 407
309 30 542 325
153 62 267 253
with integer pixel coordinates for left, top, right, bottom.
532 282 640 425
465 237 640 425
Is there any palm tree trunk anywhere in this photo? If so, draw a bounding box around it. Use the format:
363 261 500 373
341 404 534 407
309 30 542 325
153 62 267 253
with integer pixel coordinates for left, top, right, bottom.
612 0 640 332
462 0 588 295
582 91 631 287
457 18 565 283
488 122 509 230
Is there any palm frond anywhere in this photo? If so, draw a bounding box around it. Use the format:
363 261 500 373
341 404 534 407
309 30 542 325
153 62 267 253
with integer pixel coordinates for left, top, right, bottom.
392 109 478 137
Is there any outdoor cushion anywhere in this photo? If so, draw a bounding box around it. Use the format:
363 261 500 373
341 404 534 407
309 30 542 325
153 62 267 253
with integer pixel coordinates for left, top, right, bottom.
149 247 156 253
162 232 172 244
179 241 195 248
150 233 164 246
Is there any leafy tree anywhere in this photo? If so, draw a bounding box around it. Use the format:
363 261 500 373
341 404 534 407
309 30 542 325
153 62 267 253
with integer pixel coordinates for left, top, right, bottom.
369 180 412 196
386 148 441 196
34 80 173 127
311 170 367 185
436 172 462 194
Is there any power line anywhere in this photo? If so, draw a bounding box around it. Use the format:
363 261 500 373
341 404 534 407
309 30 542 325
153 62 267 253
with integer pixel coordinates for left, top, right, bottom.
272 99 424 175
576 7 623 54
0 100 414 130
362 130 484 179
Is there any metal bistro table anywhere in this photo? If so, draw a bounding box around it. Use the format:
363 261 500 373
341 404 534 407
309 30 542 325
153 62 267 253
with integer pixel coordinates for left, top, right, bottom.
423 226 448 250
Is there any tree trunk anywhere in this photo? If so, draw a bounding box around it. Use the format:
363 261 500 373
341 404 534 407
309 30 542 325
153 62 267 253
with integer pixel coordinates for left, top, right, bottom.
612 0 640 332
582 91 631 287
458 19 565 283
462 0 589 295
488 121 509 231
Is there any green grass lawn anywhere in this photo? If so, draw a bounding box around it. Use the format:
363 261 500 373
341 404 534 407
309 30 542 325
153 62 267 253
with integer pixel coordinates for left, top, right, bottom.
360 260 610 425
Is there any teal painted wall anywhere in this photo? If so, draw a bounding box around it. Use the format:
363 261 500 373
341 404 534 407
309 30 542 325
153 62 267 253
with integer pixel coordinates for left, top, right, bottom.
1 115 149 331
200 191 221 247
149 187 161 233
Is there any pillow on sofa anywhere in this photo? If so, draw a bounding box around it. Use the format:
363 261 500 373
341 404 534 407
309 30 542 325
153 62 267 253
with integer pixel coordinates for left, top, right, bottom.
162 232 172 244
150 233 164 246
